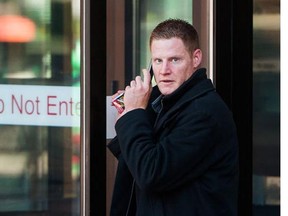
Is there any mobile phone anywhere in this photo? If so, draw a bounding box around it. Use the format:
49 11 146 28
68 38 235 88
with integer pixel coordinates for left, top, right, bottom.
147 59 154 79
112 60 153 113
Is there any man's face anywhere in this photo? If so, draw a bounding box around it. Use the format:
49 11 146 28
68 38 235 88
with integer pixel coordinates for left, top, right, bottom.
151 38 199 96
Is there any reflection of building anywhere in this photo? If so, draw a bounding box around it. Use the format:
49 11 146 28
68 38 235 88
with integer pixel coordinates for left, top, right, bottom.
252 1 280 208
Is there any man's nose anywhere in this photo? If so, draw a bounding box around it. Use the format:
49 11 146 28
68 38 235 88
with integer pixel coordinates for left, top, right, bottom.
159 61 171 74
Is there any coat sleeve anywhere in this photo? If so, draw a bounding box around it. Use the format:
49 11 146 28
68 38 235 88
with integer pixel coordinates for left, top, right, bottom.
107 136 121 159
115 108 220 192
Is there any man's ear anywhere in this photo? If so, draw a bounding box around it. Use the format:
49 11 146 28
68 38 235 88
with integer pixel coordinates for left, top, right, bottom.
192 49 202 68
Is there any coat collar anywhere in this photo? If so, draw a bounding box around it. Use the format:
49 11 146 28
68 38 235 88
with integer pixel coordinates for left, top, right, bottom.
151 68 215 113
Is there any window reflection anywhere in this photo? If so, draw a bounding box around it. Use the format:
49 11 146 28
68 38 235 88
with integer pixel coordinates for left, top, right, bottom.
0 0 80 214
0 0 51 79
253 0 280 214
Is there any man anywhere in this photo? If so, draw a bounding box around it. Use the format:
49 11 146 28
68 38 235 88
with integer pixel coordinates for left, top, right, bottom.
108 19 238 216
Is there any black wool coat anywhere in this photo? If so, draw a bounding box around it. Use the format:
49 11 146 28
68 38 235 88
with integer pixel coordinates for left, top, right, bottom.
108 68 239 216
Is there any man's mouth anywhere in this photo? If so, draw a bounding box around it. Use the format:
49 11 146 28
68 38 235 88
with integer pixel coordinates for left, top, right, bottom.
160 80 173 83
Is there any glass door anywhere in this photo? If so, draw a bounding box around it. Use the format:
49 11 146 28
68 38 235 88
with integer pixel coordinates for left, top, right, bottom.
0 0 81 215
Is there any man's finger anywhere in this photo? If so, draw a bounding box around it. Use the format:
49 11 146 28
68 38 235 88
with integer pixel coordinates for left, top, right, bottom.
142 69 151 86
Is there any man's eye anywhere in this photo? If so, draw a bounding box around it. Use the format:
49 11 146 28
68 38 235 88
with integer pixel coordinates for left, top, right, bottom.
172 58 179 63
155 59 162 64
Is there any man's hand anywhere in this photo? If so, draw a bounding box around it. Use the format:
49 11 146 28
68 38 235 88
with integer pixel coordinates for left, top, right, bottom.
119 69 152 118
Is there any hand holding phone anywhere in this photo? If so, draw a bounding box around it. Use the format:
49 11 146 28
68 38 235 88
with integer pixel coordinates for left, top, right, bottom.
112 60 153 114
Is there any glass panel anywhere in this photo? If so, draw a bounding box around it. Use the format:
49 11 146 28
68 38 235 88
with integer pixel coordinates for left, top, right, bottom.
0 0 81 215
253 0 280 214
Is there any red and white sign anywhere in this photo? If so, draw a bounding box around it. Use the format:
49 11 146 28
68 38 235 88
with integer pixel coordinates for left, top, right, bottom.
0 84 80 127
